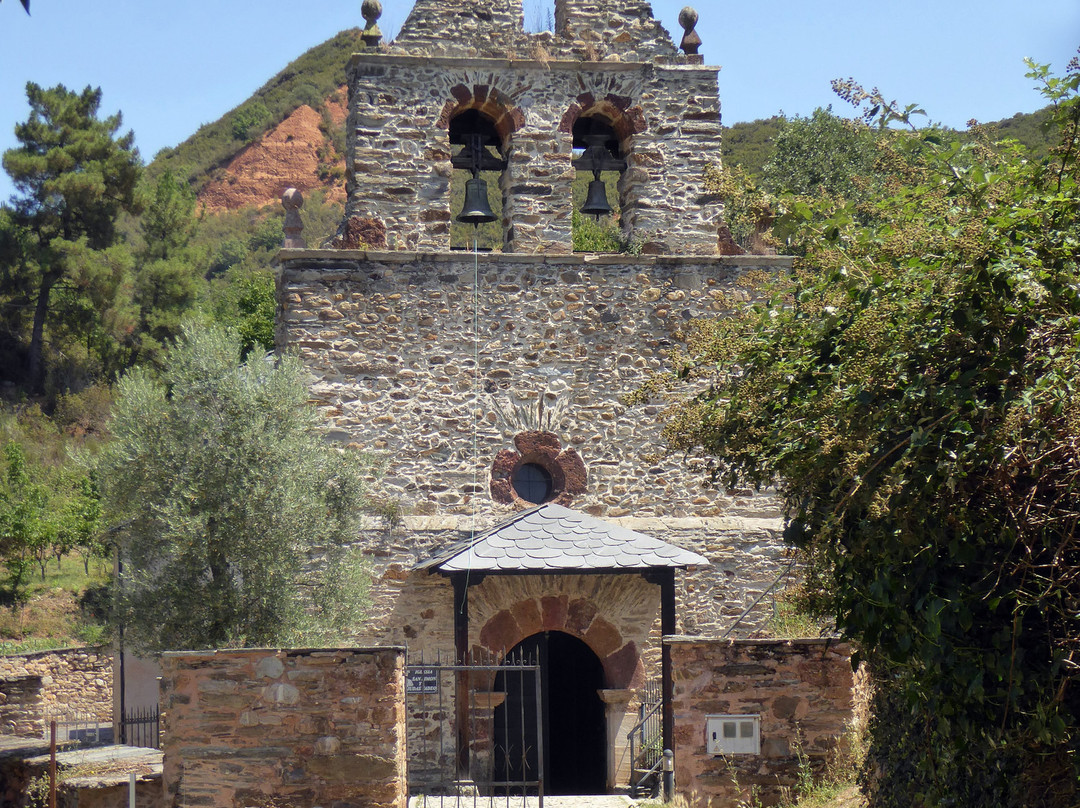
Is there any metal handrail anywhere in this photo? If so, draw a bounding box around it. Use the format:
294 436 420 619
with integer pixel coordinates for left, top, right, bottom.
631 755 665 798
626 695 663 797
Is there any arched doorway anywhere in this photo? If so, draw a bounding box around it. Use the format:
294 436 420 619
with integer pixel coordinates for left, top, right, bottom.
493 631 607 795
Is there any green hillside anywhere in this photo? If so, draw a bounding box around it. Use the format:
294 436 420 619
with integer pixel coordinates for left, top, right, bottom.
149 28 364 190
720 105 1060 177
721 116 783 178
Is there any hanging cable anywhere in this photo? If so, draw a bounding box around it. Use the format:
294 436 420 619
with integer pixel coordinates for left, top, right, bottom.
461 229 480 612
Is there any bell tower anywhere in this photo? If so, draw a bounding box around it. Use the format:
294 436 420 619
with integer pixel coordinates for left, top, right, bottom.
336 0 723 254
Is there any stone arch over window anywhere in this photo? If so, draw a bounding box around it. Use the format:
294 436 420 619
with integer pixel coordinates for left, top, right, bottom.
558 92 646 153
560 93 646 248
438 85 525 251
478 594 643 689
490 431 587 508
438 84 526 148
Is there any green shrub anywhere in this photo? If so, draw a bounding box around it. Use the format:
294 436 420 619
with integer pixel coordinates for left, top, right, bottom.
231 102 271 141
572 210 623 252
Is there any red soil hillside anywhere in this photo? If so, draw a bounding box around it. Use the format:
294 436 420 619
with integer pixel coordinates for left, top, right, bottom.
197 91 348 213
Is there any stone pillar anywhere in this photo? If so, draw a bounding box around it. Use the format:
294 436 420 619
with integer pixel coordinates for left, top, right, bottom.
395 0 525 57
468 690 507 785
556 0 679 61
345 59 454 252
599 688 634 791
161 648 407 808
503 130 574 254
624 66 724 255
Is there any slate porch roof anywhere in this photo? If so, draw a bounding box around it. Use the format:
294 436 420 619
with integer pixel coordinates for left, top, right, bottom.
417 503 709 574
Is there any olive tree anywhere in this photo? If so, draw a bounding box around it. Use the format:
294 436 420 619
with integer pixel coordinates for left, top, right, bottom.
97 323 374 652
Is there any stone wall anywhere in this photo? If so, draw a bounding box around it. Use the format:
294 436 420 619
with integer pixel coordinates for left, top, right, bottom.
0 746 36 808
280 251 790 648
556 0 680 61
395 0 526 57
280 251 790 641
0 746 162 808
160 648 406 808
0 677 43 738
343 54 722 254
0 648 112 727
668 638 857 808
278 251 784 519
393 0 685 63
60 778 161 808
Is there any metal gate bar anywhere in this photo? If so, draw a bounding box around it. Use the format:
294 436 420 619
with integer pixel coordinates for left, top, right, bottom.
407 649 543 808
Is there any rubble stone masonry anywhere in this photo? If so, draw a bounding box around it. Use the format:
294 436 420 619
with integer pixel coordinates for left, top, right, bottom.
160 648 406 808
344 55 722 255
669 638 858 807
0 676 44 738
278 251 791 641
278 251 785 520
0 647 112 729
394 0 683 69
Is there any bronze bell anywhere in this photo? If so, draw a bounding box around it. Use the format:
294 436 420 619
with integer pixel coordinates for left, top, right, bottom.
581 175 613 220
457 176 497 225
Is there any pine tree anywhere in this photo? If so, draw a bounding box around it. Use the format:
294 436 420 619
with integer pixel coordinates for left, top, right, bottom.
2 83 141 392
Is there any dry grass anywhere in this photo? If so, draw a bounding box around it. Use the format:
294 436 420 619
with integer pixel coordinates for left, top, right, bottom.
0 560 109 652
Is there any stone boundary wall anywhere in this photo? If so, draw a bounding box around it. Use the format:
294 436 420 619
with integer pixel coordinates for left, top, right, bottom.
0 675 44 738
3 748 162 808
0 647 112 727
160 648 406 808
59 778 161 808
668 638 857 807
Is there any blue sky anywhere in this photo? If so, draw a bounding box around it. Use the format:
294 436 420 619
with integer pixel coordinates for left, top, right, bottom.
1 1 1077 203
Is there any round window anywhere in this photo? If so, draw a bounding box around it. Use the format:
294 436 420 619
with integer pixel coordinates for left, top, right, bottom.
512 462 554 505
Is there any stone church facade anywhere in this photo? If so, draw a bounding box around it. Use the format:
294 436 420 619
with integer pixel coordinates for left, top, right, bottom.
275 0 794 795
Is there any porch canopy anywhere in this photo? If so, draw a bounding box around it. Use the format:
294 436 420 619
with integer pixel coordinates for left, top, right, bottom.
416 502 708 772
418 502 708 574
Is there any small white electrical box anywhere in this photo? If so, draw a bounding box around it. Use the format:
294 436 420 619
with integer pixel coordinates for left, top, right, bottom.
705 714 760 755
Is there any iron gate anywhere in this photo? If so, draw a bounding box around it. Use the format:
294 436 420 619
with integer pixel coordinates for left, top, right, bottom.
406 650 543 807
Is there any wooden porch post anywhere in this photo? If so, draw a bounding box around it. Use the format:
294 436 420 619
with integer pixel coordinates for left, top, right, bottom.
660 568 676 760
452 573 470 777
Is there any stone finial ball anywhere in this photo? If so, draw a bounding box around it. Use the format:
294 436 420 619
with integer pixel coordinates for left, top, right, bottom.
282 188 304 210
679 6 699 32
362 0 382 23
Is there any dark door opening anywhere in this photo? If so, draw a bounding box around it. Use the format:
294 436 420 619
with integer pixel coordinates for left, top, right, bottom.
493 631 607 795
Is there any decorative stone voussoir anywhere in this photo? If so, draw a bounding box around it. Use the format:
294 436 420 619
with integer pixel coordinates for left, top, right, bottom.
489 430 587 507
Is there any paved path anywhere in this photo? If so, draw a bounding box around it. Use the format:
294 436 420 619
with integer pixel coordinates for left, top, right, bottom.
410 796 647 808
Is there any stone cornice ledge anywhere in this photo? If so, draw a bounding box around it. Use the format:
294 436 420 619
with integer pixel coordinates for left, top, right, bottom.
357 514 783 533
663 636 848 647
348 52 719 74
161 645 406 658
276 248 794 271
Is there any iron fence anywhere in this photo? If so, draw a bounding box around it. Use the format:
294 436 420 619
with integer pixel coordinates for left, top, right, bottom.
43 712 112 747
120 705 161 749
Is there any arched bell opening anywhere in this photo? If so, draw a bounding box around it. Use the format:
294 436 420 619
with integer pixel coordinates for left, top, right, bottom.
450 108 508 251
493 631 608 795
571 114 627 253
